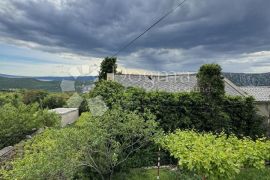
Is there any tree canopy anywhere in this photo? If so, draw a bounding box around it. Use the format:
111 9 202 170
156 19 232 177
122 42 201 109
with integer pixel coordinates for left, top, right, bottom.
98 57 117 80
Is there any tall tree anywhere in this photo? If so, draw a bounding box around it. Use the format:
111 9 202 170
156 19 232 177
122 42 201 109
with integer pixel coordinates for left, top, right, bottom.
197 64 228 133
197 64 225 101
98 57 117 80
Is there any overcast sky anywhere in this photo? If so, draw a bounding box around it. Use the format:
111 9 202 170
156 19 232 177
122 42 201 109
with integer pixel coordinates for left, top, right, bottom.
0 0 270 76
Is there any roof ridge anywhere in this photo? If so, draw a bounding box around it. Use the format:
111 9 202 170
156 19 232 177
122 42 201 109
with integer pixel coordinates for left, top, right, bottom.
224 78 247 96
115 73 197 77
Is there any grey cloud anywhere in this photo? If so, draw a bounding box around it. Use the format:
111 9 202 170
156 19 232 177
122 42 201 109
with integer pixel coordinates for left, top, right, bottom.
0 0 270 72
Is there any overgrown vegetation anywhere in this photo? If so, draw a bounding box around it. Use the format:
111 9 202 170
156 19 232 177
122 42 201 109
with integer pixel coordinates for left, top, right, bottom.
89 80 266 138
156 130 270 179
0 102 60 149
1 110 159 179
0 91 69 148
1 63 269 179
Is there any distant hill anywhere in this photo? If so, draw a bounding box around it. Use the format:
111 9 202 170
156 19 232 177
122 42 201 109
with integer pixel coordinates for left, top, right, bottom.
0 74 97 92
223 72 270 86
1 73 269 91
0 74 97 81
0 77 61 92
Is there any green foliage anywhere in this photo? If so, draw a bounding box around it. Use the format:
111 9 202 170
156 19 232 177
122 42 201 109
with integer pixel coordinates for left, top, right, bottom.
89 82 265 137
22 90 48 106
98 57 117 80
1 109 160 179
0 77 61 92
0 92 22 107
197 64 225 101
235 168 270 180
223 96 266 137
89 80 125 108
76 110 160 179
66 93 83 108
42 93 67 109
124 143 176 169
113 168 270 180
0 103 60 149
156 130 270 179
113 168 198 180
78 97 90 115
1 128 83 180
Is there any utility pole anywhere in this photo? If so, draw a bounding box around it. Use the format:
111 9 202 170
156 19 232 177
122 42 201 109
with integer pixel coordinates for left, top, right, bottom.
157 147 160 179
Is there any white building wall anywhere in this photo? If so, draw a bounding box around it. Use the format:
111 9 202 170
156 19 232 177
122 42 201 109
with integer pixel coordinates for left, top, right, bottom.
49 108 79 127
60 110 79 127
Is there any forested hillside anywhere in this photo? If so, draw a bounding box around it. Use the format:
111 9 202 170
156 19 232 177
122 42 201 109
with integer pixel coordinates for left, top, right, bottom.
0 76 95 92
0 77 61 92
224 72 270 86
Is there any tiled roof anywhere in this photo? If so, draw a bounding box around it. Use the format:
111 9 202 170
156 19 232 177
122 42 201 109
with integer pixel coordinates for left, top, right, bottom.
240 87 270 102
114 74 246 97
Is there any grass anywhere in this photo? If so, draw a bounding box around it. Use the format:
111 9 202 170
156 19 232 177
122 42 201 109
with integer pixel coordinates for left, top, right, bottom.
235 168 270 180
113 167 270 180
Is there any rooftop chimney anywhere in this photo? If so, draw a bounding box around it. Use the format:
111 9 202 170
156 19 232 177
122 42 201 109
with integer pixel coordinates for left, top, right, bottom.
107 73 114 81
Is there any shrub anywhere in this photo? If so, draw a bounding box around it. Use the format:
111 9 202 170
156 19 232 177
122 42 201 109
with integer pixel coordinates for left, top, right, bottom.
1 109 160 180
23 90 48 106
89 80 125 108
42 93 66 109
156 130 270 179
0 128 82 180
0 92 22 107
0 103 60 149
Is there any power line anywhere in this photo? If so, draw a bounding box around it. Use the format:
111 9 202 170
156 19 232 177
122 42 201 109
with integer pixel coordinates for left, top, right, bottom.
112 0 188 57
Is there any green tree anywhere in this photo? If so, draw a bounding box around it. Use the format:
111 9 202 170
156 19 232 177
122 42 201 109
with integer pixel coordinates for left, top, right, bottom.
76 110 159 179
23 90 48 107
197 64 225 101
0 103 60 148
42 94 66 109
98 57 117 80
89 80 124 108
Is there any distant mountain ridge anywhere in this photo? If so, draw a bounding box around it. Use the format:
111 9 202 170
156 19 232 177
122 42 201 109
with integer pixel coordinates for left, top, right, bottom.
223 72 270 86
1 73 270 91
0 74 97 82
0 74 96 92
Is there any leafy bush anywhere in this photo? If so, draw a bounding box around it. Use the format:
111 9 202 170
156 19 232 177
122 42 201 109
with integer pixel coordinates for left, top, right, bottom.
42 93 67 109
22 90 48 106
75 110 160 179
1 109 160 179
89 80 125 108
156 130 270 179
0 103 60 149
89 81 266 137
0 92 22 107
0 128 82 180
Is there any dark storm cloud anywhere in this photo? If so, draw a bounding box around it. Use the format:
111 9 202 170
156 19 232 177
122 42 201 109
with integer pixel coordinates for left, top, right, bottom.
0 0 270 72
